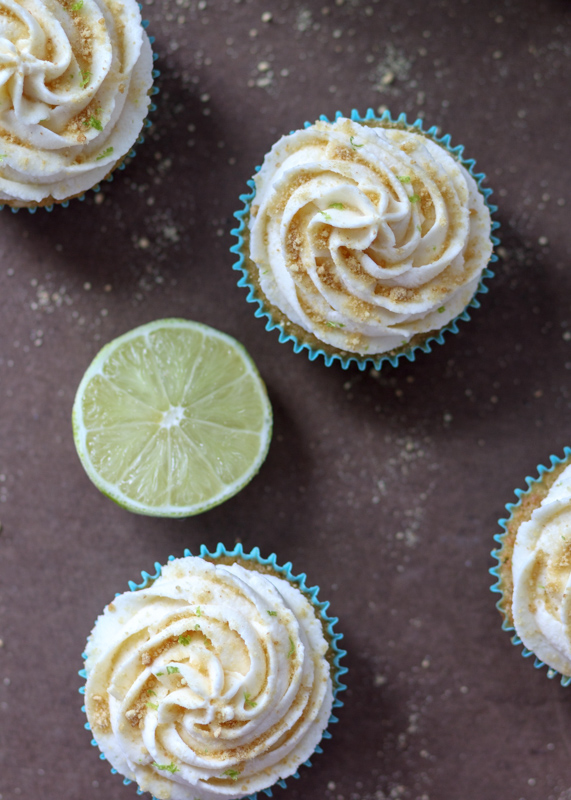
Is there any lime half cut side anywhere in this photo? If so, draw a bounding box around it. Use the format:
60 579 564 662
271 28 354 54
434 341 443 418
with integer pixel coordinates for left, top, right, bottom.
72 319 273 517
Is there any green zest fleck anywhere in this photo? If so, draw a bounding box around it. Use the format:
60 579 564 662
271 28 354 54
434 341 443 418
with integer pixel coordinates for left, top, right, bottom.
0 154 7 161
267 610 277 616
146 702 159 711
438 306 446 313
156 671 164 676
325 321 345 328
350 135 364 149
79 69 90 88
71 0 84 10
416 225 422 233
196 606 202 616
409 194 420 204
178 635 191 646
287 637 295 658
223 769 240 781
83 115 103 131
320 210 332 221
194 624 201 631
328 202 344 210
96 146 113 161
146 689 157 696
563 535 567 541
397 175 411 183
244 692 257 709
153 762 180 774
166 666 180 675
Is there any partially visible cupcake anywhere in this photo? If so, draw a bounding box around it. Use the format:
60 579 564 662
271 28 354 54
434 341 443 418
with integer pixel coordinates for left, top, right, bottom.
232 109 498 370
81 545 346 800
0 0 156 210
491 448 571 685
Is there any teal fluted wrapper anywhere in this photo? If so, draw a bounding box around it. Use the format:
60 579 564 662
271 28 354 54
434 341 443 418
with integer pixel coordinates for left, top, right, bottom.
490 447 571 686
79 544 347 800
231 108 500 371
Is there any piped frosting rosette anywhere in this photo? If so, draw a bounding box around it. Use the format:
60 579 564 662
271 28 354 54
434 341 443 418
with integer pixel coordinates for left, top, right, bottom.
491 448 571 686
82 546 346 800
0 0 154 207
232 110 499 370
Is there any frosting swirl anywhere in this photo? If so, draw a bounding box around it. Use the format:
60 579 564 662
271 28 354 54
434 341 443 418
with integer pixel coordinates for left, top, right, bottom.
249 117 492 355
0 0 153 205
85 557 333 800
512 464 571 677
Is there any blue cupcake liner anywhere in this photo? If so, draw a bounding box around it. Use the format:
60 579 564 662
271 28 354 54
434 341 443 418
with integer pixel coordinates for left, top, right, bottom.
230 107 501 371
79 542 348 800
490 447 571 686
0 8 159 215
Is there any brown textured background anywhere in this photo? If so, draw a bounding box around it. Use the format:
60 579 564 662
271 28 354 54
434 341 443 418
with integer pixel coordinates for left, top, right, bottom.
1 0 571 799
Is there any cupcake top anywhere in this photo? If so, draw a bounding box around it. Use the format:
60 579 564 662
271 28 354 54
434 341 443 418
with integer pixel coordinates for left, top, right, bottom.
0 0 153 206
248 117 492 356
511 463 571 677
84 556 333 800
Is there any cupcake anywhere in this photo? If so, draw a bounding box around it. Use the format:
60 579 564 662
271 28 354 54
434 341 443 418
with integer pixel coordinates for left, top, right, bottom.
80 544 346 799
491 448 571 684
231 109 499 370
0 0 157 210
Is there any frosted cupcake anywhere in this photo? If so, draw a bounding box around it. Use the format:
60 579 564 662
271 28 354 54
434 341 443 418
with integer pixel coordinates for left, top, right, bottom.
0 0 156 209
491 449 571 684
232 110 498 370
81 545 346 800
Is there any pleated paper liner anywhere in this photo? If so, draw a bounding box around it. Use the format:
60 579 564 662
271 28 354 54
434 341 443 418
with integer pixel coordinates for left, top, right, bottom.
79 542 348 800
231 107 500 371
490 447 571 686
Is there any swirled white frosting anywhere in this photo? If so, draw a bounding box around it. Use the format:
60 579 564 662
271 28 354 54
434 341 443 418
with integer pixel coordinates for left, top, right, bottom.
248 117 493 355
512 464 571 676
85 557 333 800
0 0 153 205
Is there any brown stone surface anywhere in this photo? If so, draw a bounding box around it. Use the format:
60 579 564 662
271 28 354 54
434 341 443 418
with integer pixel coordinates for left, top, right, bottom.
1 1 571 799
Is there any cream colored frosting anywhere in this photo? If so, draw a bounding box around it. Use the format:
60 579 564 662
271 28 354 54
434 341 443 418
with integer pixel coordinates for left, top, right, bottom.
85 557 333 800
248 117 493 355
0 0 153 206
512 463 571 676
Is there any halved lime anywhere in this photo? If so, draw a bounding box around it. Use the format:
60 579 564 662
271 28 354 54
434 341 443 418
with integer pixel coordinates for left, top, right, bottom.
72 319 272 517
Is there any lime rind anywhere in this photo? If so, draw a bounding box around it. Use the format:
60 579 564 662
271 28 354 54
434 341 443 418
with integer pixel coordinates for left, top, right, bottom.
72 319 272 517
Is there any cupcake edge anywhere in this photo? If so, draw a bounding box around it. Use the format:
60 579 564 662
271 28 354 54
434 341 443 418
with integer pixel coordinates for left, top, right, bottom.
78 542 348 800
231 107 500 371
490 447 571 686
0 21 160 215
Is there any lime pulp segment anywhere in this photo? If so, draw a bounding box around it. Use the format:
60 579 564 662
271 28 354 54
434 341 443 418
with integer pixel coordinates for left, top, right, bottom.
72 319 272 516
